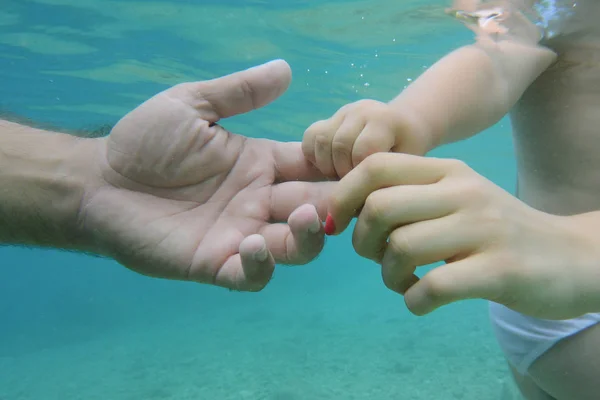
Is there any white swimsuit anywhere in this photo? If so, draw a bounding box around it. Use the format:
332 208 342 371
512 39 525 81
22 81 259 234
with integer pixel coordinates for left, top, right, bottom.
489 302 600 374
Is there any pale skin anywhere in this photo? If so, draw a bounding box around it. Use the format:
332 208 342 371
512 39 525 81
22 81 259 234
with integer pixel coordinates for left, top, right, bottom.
0 59 333 291
303 0 600 398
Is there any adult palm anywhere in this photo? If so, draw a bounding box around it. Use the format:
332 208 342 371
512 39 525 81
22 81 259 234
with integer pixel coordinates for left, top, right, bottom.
80 60 330 291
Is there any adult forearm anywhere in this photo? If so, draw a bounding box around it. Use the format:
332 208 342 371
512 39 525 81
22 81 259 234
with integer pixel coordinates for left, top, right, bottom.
0 120 98 250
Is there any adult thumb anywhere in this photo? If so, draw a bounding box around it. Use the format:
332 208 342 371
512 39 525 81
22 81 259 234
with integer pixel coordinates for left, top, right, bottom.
175 59 292 123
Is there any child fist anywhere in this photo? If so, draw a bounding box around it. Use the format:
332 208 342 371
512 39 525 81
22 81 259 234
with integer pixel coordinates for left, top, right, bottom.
302 99 431 178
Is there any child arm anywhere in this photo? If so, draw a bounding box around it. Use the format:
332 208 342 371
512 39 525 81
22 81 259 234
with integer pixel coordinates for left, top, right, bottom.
388 6 557 149
301 2 559 177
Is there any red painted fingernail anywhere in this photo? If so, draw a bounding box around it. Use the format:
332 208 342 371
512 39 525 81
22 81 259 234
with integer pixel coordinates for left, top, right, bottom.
324 214 336 235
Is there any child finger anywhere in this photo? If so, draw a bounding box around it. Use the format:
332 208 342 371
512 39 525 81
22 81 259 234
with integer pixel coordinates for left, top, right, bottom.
351 121 396 167
331 114 366 177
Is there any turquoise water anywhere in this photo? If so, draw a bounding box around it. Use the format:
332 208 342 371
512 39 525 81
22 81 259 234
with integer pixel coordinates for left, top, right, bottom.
0 1 521 399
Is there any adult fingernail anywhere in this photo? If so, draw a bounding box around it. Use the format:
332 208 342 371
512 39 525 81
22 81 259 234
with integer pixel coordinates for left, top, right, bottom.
308 217 321 234
324 214 336 235
253 244 268 262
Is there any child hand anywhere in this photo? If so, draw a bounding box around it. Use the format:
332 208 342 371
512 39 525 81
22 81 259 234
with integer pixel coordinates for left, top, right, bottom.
325 152 600 320
302 99 432 178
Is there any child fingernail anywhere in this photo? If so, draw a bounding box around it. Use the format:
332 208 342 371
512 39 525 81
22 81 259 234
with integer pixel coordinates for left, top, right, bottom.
324 214 336 235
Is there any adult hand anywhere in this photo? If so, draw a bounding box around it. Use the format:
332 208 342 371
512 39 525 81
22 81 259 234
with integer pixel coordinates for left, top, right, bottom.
80 60 331 291
325 153 600 319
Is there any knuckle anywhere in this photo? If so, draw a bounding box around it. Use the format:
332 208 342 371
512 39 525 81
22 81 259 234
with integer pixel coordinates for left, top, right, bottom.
301 141 315 162
171 82 209 107
352 135 382 162
352 231 384 263
315 132 332 147
336 102 353 115
333 102 359 120
238 78 256 109
387 229 414 263
381 269 401 292
418 269 454 301
351 149 372 168
460 180 485 201
304 119 328 137
302 125 317 142
354 98 382 110
459 203 506 243
450 176 489 206
328 195 343 217
360 153 387 178
171 81 191 94
362 191 388 225
180 81 201 93
451 158 468 170
341 99 385 119
444 158 469 175
331 137 353 159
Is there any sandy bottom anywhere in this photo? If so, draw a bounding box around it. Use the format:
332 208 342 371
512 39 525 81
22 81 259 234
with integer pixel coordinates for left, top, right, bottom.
0 286 521 400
